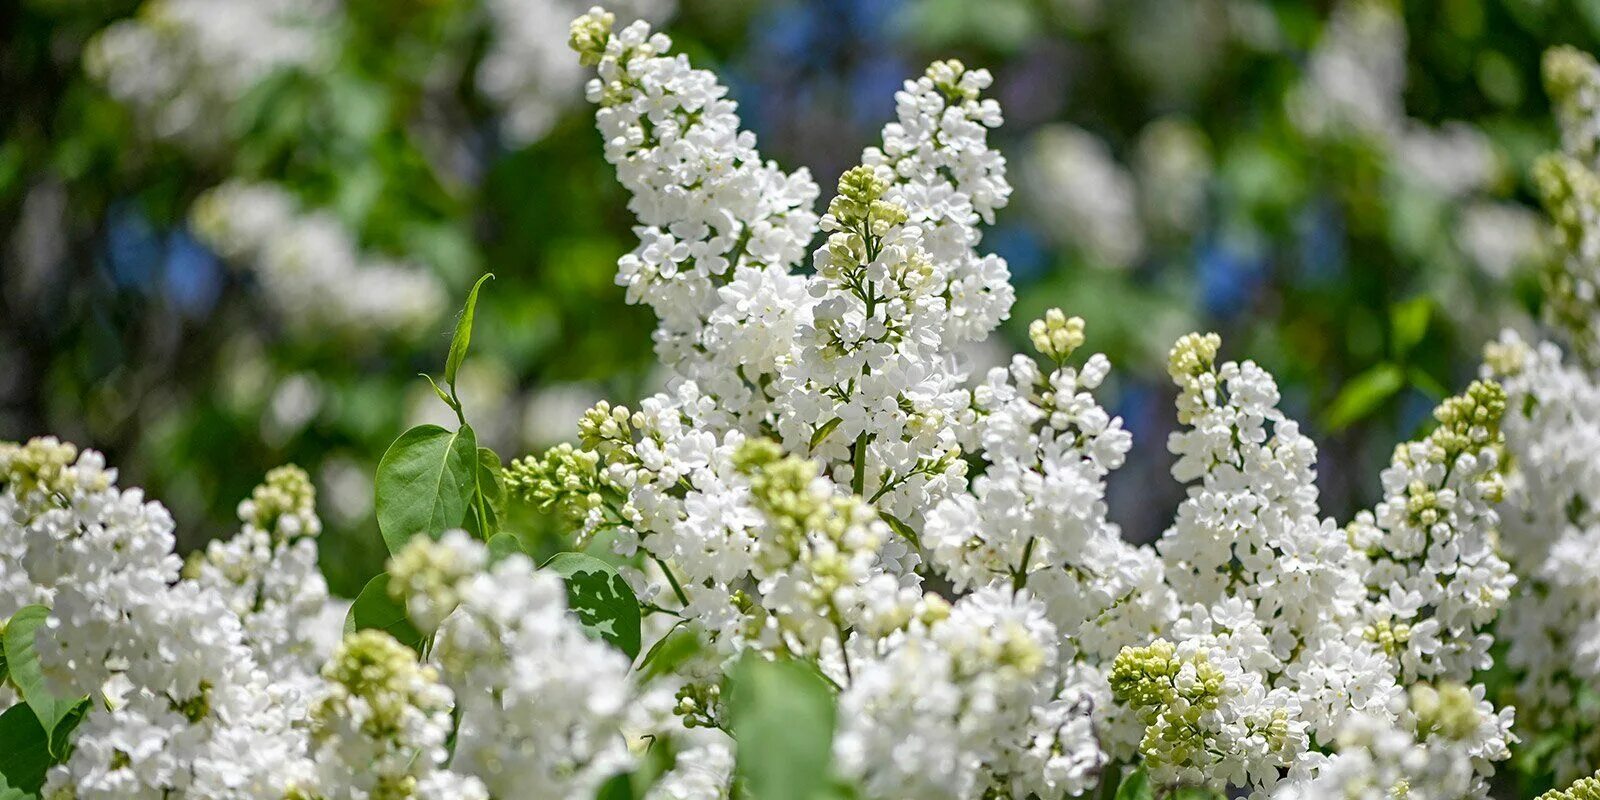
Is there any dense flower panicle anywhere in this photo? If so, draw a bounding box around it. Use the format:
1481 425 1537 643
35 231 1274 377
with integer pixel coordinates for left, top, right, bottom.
570 7 820 405
297 629 484 800
184 465 331 684
1476 56 1600 783
777 164 974 524
836 587 1104 800
0 438 311 798
861 59 1015 342
1148 335 1403 781
387 535 650 799
1482 336 1600 782
191 181 447 337
0 437 182 697
1271 683 1514 800
924 309 1175 760
1351 380 1512 684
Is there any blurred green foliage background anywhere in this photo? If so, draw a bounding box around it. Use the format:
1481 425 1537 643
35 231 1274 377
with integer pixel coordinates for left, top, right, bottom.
1 0 1594 603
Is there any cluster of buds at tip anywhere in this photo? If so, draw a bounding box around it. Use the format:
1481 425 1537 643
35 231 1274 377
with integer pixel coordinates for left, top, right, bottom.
1028 308 1086 363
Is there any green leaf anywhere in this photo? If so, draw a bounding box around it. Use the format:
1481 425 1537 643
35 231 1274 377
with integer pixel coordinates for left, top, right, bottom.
1321 363 1405 431
0 703 51 794
541 553 642 659
637 621 703 682
445 273 494 389
809 417 843 450
1113 765 1152 800
486 532 525 563
596 773 633 800
878 512 921 549
477 448 506 512
466 447 507 540
3 607 78 738
375 424 479 554
350 573 426 651
0 771 29 800
421 374 455 411
593 734 676 800
47 699 88 759
726 655 837 800
1389 296 1432 357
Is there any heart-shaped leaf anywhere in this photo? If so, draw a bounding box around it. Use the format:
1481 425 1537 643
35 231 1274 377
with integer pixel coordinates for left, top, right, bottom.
376 424 478 554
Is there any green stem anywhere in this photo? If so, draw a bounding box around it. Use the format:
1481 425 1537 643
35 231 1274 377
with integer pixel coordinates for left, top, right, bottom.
850 432 868 497
1012 536 1036 592
652 553 691 608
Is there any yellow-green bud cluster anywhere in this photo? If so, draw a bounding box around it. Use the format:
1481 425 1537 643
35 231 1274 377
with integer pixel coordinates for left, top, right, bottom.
578 401 635 459
387 535 482 630
1409 682 1479 742
1428 379 1506 459
674 681 724 730
1363 619 1413 657
504 444 605 529
825 165 908 242
0 436 100 499
239 464 318 541
734 437 872 569
1167 332 1221 384
568 7 615 67
1538 769 1600 800
1110 640 1224 718
1028 308 1086 363
1168 332 1222 425
314 630 449 742
926 59 978 101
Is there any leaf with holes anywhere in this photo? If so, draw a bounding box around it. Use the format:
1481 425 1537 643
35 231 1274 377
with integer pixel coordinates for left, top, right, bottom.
541 553 641 659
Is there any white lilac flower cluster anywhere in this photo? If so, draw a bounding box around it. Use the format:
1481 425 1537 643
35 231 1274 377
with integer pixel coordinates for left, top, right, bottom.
1473 46 1600 785
509 8 1523 798
0 438 308 798
13 6 1590 798
1272 683 1514 800
86 0 336 155
191 180 447 337
389 532 653 799
0 438 653 799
